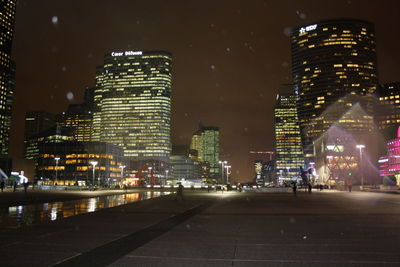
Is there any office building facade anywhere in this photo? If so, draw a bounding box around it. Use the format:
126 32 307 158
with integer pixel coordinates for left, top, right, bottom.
0 0 16 156
92 50 172 163
274 91 305 181
36 141 124 186
291 19 378 163
24 111 56 159
57 104 93 142
190 131 203 161
25 126 74 160
377 83 400 140
200 126 220 178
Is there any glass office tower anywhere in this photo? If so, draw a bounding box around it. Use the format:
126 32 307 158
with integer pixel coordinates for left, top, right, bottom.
274 88 305 181
93 51 172 162
377 83 400 141
0 0 16 156
291 19 378 163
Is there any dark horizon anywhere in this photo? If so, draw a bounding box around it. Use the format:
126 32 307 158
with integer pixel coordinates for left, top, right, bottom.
10 0 400 182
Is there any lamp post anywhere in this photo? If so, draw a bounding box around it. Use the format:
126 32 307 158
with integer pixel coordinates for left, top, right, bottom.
356 144 365 189
90 161 98 187
54 157 60 185
165 169 169 185
225 165 231 184
219 160 227 184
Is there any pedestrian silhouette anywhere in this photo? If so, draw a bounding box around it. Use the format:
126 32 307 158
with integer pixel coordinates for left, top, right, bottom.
293 183 297 196
0 180 4 192
308 183 312 194
176 183 184 201
23 182 29 193
348 183 352 192
13 181 17 192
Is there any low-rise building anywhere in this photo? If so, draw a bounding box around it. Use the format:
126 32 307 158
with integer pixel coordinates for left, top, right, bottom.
36 141 125 186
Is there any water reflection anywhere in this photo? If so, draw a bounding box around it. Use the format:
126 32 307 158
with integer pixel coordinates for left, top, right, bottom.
0 191 169 228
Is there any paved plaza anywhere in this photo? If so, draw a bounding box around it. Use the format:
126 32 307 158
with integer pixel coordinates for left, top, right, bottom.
0 190 399 266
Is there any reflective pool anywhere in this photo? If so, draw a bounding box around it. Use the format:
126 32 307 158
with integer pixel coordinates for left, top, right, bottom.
0 191 171 228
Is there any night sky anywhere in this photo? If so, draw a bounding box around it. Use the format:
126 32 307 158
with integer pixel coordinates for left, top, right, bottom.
10 0 400 182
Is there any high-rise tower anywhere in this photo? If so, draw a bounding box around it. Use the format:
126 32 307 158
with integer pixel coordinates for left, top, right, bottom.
291 19 378 163
93 50 172 162
274 85 305 181
0 0 16 156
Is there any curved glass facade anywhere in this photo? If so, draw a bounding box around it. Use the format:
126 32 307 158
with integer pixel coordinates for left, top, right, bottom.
291 19 378 161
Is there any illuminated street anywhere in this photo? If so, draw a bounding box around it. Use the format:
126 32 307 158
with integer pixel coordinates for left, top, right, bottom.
0 190 399 266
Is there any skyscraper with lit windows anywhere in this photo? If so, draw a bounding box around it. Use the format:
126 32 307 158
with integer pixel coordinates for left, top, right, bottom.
0 0 16 156
189 124 220 180
93 50 172 162
377 83 400 140
274 85 304 181
201 126 220 177
190 130 203 161
291 19 378 163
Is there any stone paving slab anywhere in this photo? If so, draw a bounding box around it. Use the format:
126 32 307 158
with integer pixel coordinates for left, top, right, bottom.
1 191 400 266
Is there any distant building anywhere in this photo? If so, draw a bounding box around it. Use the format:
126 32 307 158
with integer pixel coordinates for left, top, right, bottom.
201 126 220 178
189 124 220 181
24 111 56 159
249 151 275 185
377 83 400 140
57 104 93 142
92 50 172 164
190 131 203 161
262 160 275 184
274 87 305 182
25 126 74 160
291 19 378 164
84 87 95 109
0 0 16 156
169 155 200 183
36 141 124 186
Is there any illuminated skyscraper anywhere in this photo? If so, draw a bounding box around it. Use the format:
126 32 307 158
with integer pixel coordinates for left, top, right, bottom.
291 19 378 163
377 83 400 140
189 124 220 180
201 126 220 177
274 86 305 181
57 104 93 142
190 130 203 161
93 50 172 162
0 0 16 156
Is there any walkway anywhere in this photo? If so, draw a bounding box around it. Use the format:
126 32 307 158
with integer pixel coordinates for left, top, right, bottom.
1 190 399 266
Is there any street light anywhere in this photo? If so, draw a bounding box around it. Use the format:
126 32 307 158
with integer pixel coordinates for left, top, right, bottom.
90 161 98 187
54 157 60 184
225 165 231 184
219 160 227 184
356 144 365 188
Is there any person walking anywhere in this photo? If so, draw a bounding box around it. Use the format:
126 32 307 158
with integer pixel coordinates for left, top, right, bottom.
13 180 17 192
176 183 184 201
0 180 4 192
308 183 312 194
23 181 29 193
293 183 297 196
348 183 352 192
